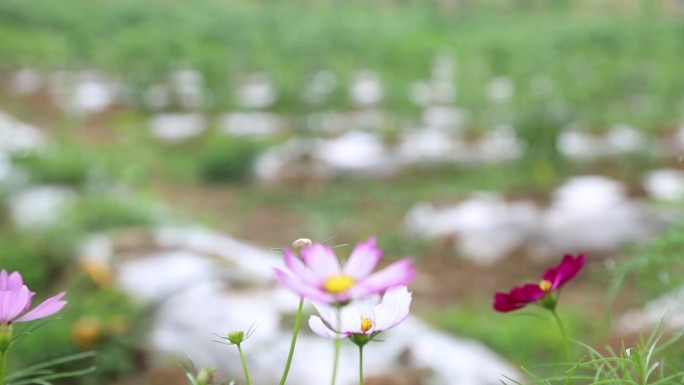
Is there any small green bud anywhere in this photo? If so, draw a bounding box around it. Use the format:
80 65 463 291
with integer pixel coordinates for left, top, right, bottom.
227 330 245 345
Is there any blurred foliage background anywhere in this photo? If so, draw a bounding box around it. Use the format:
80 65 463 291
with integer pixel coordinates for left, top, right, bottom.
1 0 684 384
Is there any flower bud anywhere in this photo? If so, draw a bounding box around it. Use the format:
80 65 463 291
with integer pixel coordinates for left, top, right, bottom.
227 330 245 345
291 238 312 251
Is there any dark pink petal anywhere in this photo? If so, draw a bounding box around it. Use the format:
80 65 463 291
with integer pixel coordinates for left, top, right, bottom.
301 244 341 278
493 284 545 312
544 254 585 289
343 237 382 279
0 285 31 322
353 259 416 296
16 291 67 323
493 292 524 312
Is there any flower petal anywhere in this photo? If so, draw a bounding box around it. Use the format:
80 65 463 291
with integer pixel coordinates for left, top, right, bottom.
15 291 67 322
0 285 31 322
493 284 544 312
273 269 333 303
353 259 416 297
6 271 25 290
544 254 585 289
300 244 341 278
309 316 344 339
343 237 382 279
283 248 318 285
373 286 412 331
0 270 23 291
311 302 338 329
340 304 374 334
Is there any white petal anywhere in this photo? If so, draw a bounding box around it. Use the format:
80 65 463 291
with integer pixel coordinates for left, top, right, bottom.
374 287 412 331
308 316 342 339
312 302 338 330
340 303 375 334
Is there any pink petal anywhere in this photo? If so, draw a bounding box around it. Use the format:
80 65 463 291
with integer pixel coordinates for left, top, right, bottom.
15 292 67 323
273 269 333 303
283 249 318 285
354 259 416 296
343 237 382 279
0 270 7 290
0 270 22 290
0 285 31 322
7 271 25 290
300 244 341 279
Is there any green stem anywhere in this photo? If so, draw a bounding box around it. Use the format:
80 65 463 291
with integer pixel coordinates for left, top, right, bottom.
236 344 252 385
331 336 340 385
358 345 364 385
0 348 7 385
550 308 570 359
278 297 305 385
330 308 343 385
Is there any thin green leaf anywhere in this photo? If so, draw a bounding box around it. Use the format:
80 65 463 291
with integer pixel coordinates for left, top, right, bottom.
10 366 96 385
7 351 96 381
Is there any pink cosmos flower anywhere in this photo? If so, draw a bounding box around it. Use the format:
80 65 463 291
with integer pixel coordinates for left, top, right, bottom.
493 254 585 312
274 237 415 304
0 270 67 324
308 286 412 340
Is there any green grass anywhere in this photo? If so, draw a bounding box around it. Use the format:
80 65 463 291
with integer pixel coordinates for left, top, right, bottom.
1 1 683 130
425 304 604 371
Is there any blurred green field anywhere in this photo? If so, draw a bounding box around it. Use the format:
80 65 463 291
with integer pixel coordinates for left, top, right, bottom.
1 1 684 384
1 0 684 128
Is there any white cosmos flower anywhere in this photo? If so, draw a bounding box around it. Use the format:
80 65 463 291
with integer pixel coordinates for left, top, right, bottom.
308 286 412 339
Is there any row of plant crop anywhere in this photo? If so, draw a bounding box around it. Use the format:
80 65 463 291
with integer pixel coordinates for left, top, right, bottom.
1 0 683 129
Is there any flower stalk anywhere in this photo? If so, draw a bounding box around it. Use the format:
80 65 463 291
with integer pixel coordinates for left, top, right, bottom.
358 345 364 385
550 308 570 359
278 297 304 385
0 348 7 385
331 336 340 385
236 343 252 385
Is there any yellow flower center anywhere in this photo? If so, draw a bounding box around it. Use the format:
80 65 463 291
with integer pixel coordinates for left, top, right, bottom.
323 275 356 294
539 279 553 292
360 317 374 333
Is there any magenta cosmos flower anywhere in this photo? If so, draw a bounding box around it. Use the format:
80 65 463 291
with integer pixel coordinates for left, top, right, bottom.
274 237 416 304
493 254 585 312
0 270 67 324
